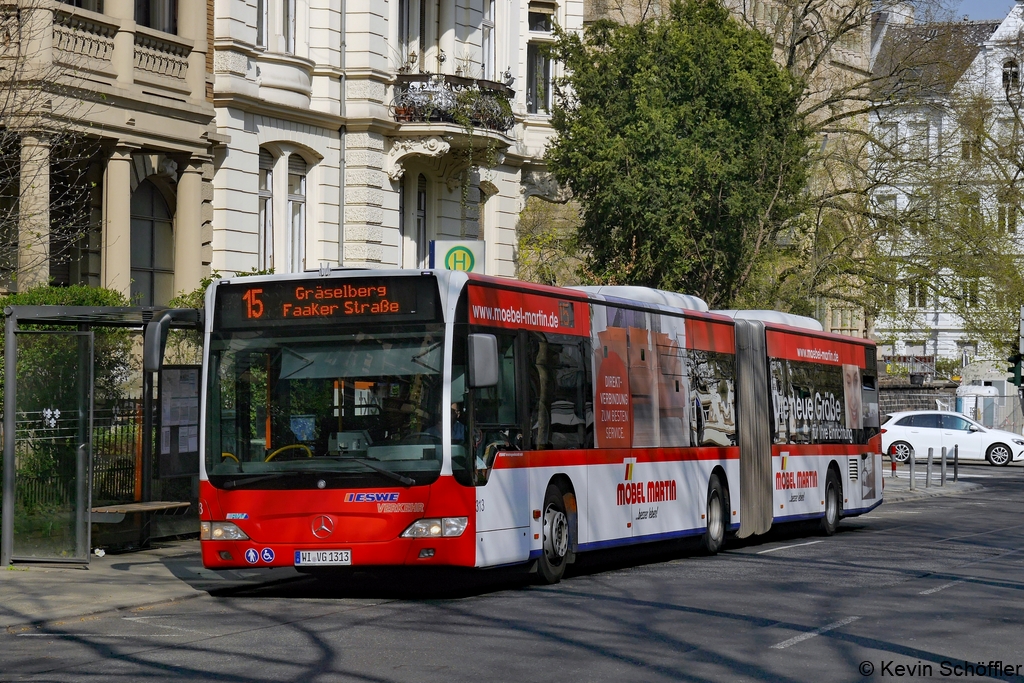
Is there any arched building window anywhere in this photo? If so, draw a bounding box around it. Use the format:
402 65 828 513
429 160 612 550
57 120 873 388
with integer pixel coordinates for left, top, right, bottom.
1004 59 1020 92
416 174 427 267
130 178 174 306
258 149 274 270
287 155 306 272
258 147 313 273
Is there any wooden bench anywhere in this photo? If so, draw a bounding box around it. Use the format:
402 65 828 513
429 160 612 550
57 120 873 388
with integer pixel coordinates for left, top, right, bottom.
90 501 191 524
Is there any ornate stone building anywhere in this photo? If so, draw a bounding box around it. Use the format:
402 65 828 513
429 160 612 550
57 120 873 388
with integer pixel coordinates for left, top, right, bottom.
1 0 216 304
870 5 1024 364
3 1 583 296
211 0 582 277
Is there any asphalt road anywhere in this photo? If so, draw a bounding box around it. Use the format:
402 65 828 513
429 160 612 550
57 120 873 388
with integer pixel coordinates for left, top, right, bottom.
3 464 1023 682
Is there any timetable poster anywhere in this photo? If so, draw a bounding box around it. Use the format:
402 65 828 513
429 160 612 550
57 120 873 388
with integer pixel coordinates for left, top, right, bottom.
159 366 201 477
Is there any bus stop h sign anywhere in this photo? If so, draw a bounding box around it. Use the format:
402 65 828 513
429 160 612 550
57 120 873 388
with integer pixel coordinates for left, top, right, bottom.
430 241 485 273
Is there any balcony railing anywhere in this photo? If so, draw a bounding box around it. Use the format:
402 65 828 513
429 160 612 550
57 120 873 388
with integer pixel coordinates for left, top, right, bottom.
391 74 515 133
133 25 191 95
53 8 117 80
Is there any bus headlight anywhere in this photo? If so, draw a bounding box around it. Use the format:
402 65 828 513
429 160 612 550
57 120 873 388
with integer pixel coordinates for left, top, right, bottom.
400 517 468 538
200 521 250 541
442 517 469 537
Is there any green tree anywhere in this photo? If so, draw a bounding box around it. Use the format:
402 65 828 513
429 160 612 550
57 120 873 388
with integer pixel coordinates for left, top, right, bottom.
0 285 133 401
515 196 583 287
547 0 811 307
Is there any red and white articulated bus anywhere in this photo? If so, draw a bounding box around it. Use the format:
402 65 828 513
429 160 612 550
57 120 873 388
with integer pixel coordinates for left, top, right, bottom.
199 270 882 582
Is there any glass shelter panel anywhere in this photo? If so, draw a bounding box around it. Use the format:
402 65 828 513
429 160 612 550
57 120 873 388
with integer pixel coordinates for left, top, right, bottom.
12 331 93 561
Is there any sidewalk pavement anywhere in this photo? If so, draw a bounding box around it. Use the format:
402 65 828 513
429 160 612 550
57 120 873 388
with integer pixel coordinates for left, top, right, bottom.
1 464 981 631
0 540 301 631
880 460 984 503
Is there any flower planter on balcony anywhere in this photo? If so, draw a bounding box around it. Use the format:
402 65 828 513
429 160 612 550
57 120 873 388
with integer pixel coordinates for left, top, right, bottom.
391 73 515 133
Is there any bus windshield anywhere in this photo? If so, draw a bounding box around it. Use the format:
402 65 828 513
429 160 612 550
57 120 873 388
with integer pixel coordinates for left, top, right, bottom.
205 323 446 489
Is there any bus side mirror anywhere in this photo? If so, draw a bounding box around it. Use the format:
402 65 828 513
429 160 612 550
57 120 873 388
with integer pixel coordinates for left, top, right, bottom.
468 334 499 388
142 308 205 373
143 312 173 373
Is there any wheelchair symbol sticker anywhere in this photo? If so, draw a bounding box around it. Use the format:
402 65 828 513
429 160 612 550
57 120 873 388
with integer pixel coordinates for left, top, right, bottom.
244 548 259 564
261 548 275 563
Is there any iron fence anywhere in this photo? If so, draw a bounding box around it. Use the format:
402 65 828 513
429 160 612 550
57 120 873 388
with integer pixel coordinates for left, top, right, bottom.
92 400 142 503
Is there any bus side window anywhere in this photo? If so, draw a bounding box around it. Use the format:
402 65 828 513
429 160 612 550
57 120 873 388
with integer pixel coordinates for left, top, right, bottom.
655 318 688 448
528 333 592 450
861 347 880 439
472 333 517 425
861 373 879 439
770 358 790 445
451 330 471 485
688 350 735 447
468 332 519 486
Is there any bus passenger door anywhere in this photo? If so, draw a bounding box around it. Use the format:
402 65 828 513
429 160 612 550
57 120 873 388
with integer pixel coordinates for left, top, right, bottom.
469 332 531 566
475 450 531 565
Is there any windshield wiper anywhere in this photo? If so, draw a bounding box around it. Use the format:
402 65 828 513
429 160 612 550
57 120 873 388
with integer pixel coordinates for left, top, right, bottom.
340 456 415 486
222 471 304 489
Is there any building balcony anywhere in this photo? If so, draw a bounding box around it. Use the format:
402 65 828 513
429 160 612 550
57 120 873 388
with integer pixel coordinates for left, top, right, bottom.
255 51 315 111
1 2 209 115
390 74 515 134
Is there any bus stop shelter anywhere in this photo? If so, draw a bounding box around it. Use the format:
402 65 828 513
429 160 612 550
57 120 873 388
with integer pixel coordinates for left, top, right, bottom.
1 306 202 566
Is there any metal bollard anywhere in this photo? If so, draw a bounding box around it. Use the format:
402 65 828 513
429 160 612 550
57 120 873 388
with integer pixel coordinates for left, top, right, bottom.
926 447 933 488
954 444 959 482
940 446 947 486
909 445 916 490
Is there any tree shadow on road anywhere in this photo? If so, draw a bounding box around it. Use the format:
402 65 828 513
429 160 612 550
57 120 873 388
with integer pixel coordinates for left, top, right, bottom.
209 520 847 601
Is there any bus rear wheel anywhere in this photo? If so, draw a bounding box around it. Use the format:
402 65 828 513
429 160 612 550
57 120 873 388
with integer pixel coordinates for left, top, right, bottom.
700 474 726 555
538 485 569 584
820 469 842 536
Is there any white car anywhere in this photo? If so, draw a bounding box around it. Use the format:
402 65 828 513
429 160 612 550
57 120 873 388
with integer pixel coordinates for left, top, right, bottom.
881 411 1024 466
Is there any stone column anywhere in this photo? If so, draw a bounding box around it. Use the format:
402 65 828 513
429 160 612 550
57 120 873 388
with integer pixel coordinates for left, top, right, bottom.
17 133 51 291
344 132 387 267
439 0 456 75
177 0 208 100
173 157 205 297
103 145 135 297
20 6 53 81
105 0 136 87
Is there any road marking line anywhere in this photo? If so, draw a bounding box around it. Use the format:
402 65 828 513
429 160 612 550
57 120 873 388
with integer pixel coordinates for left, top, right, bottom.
122 616 208 635
770 616 860 650
919 580 964 595
757 540 823 555
937 524 1024 543
17 634 184 637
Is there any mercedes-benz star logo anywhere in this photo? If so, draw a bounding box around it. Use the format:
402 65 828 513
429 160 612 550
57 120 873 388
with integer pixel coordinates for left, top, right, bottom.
311 515 334 539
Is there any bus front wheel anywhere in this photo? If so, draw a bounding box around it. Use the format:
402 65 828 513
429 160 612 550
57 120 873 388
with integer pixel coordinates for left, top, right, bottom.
700 474 726 554
538 485 569 584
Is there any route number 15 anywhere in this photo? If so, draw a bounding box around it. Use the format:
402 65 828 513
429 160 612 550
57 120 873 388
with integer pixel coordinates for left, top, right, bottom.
242 288 264 319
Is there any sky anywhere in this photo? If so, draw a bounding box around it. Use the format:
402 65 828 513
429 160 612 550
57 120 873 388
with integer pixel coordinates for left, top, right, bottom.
957 0 1017 20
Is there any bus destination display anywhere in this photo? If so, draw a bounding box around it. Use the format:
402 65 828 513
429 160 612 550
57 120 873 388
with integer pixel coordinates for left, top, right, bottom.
215 276 438 328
